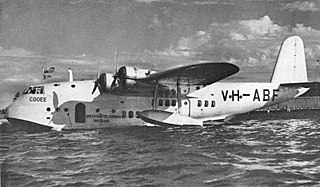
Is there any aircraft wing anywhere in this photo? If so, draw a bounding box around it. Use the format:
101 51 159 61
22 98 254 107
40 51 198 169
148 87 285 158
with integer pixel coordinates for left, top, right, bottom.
140 62 239 86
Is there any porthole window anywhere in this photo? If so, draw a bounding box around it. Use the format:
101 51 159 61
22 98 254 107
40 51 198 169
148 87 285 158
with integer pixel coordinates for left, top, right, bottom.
56 108 60 112
205 100 209 107
197 100 202 107
165 99 170 106
46 107 51 112
64 108 69 112
111 109 116 113
129 111 134 118
184 101 188 105
171 100 176 106
96 108 100 113
136 111 140 118
71 84 76 88
158 99 163 106
122 111 126 118
211 101 215 107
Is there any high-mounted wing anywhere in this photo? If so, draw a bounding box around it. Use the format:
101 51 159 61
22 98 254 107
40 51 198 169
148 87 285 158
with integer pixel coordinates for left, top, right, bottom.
91 62 239 96
140 62 239 86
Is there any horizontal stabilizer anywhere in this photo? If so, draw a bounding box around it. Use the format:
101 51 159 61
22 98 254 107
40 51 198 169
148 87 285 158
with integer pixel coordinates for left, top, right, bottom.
279 83 310 98
138 110 203 126
294 87 310 98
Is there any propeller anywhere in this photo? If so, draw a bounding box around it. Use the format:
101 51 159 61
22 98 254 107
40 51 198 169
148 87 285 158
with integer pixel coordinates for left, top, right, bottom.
111 66 127 91
92 61 101 95
92 79 100 95
92 73 107 95
110 52 121 91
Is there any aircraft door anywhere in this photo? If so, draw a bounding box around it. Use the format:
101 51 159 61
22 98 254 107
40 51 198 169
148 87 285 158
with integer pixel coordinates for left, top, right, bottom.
75 103 86 123
179 98 190 116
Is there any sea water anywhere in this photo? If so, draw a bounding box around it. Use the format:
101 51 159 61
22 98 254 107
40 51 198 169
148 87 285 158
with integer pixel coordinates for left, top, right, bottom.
1 111 320 186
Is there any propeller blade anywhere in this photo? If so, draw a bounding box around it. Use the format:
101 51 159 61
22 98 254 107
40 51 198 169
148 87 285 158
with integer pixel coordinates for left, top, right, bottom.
110 77 117 91
91 82 98 94
53 91 59 108
97 61 100 78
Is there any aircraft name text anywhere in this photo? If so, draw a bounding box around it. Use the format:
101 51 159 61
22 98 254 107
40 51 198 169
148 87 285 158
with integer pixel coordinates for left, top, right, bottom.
29 97 47 102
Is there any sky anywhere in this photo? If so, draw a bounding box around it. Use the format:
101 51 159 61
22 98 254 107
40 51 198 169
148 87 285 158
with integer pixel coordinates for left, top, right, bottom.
1 0 320 109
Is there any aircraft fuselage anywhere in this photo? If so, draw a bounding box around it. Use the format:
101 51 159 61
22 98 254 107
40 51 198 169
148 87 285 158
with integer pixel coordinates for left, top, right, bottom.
6 79 305 131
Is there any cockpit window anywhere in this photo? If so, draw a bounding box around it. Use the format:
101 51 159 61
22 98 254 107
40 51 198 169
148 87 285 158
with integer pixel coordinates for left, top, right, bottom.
22 86 44 94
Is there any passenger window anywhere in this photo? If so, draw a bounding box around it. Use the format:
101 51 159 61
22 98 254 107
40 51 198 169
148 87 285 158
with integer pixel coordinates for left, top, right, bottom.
205 100 209 107
122 111 126 118
211 101 215 107
165 99 170 106
198 100 202 107
129 111 134 118
136 111 140 118
158 99 163 106
171 100 176 106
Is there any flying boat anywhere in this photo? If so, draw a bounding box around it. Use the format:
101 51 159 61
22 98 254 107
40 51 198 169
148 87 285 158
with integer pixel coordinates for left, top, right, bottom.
6 36 312 132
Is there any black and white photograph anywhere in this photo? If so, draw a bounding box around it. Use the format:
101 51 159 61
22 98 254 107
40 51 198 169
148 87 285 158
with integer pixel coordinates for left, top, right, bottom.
1 0 320 186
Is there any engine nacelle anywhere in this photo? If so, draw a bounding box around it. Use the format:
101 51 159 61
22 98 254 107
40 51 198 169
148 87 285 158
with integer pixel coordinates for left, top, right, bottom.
97 73 114 92
117 66 157 88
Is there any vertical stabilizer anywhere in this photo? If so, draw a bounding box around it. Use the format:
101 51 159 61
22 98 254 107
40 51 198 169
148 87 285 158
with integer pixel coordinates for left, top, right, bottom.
270 36 308 83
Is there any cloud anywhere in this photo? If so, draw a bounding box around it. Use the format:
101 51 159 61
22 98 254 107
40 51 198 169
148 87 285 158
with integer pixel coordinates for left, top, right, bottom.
134 0 163 3
153 30 211 57
193 1 235 6
237 16 283 39
304 45 320 61
0 46 36 57
68 0 107 5
205 15 284 42
292 23 320 37
281 1 319 12
153 14 320 70
3 75 41 84
150 14 162 29
154 16 285 59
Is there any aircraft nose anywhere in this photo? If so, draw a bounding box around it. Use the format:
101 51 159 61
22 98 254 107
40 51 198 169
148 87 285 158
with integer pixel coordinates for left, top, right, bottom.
5 99 21 120
5 104 14 119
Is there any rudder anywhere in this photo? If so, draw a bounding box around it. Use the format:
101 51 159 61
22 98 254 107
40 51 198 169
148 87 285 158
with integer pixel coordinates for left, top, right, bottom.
270 36 308 83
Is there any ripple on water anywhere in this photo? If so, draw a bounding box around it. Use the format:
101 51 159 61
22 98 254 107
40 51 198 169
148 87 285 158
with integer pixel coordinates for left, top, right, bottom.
1 112 320 186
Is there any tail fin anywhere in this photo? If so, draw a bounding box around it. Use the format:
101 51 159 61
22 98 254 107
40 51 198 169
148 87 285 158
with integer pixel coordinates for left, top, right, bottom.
270 36 308 83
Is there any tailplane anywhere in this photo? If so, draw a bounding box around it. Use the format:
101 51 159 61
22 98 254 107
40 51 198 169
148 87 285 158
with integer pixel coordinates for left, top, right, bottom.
270 36 308 83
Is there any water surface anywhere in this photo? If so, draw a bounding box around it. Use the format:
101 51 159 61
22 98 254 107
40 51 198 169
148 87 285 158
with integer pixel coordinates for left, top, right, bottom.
1 111 320 186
